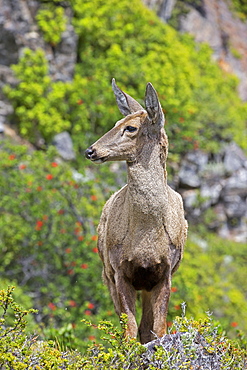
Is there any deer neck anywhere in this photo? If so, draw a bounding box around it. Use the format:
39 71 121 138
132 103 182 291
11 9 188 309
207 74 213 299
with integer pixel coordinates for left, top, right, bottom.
126 141 167 217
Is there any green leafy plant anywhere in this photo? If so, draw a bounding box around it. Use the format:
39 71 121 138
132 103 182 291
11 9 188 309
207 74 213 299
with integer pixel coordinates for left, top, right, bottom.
36 4 67 46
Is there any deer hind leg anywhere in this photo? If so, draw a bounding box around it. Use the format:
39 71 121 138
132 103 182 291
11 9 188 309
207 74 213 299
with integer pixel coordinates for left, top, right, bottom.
138 290 154 344
150 270 171 340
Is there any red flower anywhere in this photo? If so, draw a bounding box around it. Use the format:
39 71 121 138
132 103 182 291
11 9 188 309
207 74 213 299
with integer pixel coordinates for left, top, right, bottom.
92 247 98 253
231 322 238 328
167 321 173 327
48 302 56 311
65 248 71 253
68 300 77 307
87 302 95 309
51 162 58 167
91 195 97 201
74 227 80 234
88 335 96 341
67 269 74 275
171 287 178 293
91 235 98 241
35 220 43 231
78 236 84 241
58 209 65 215
19 164 26 170
81 263 88 269
174 305 180 310
9 154 16 160
46 174 53 180
84 310 91 316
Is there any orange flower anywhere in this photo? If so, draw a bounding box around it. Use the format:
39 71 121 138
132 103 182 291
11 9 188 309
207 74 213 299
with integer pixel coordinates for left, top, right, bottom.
87 302 95 309
84 310 91 316
9 154 16 160
65 248 72 253
78 236 84 241
88 335 96 341
48 302 56 311
19 164 26 170
91 195 97 201
171 287 178 293
167 321 173 327
174 305 180 310
46 174 53 180
231 322 238 328
91 235 98 241
37 186 43 191
81 263 88 269
51 162 58 167
92 247 98 253
69 300 77 307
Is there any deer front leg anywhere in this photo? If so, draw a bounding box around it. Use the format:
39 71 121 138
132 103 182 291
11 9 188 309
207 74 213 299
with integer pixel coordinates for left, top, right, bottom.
150 272 171 339
115 275 138 339
138 290 154 344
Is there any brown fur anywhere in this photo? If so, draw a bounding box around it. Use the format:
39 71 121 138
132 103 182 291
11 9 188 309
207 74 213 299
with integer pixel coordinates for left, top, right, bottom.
85 80 187 344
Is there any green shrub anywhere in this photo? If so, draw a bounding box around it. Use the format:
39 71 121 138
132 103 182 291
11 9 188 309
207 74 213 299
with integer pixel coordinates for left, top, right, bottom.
1 289 246 369
36 3 67 46
4 49 91 147
0 138 118 349
72 0 247 154
4 0 247 156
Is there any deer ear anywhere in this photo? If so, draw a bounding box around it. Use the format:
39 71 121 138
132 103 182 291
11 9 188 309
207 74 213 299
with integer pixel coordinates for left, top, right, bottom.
145 83 164 126
112 78 143 116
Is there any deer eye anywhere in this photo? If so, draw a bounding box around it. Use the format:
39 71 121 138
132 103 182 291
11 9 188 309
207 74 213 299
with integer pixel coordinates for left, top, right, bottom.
125 126 137 133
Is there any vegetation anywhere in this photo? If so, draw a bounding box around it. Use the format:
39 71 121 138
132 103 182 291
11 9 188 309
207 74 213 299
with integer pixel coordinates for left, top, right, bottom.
36 3 67 46
1 0 247 367
4 0 247 155
0 138 247 353
0 287 246 369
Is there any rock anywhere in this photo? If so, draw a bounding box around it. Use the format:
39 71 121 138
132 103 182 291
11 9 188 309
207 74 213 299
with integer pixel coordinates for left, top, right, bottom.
223 142 247 173
52 132 75 161
179 150 208 188
224 195 246 218
222 168 247 196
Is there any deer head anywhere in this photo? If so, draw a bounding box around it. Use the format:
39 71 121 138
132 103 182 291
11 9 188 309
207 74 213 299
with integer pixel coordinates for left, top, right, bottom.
85 79 165 164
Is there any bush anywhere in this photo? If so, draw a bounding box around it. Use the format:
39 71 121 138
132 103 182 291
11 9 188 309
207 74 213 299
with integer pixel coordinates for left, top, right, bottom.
0 138 118 349
1 288 246 369
36 3 67 46
4 0 247 156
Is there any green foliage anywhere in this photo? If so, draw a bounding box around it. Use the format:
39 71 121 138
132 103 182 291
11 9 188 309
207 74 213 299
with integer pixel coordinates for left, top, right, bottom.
4 0 247 156
170 232 247 337
0 138 118 349
72 0 247 154
1 290 245 369
36 3 67 46
4 49 89 146
231 0 247 20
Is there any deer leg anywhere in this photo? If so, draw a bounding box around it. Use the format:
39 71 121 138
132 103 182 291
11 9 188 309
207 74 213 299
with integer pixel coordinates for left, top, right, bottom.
115 275 138 339
150 271 171 339
138 290 154 344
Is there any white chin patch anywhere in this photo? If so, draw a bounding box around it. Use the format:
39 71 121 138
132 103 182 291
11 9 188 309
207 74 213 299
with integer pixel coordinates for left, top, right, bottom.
93 158 105 164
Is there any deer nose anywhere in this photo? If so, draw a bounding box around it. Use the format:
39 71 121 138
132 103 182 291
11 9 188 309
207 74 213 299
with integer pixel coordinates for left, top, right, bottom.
85 146 95 160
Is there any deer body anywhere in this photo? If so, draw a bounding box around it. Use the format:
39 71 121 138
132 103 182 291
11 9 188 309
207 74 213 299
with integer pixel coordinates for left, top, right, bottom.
85 80 187 343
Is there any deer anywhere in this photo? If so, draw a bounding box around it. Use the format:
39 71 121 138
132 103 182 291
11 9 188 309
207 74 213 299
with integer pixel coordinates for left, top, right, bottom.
85 79 187 344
